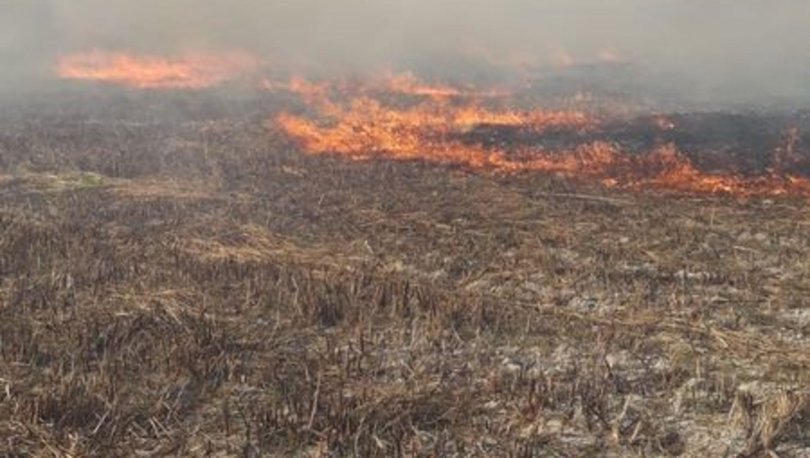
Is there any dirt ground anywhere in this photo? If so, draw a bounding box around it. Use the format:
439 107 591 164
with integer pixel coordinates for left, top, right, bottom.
0 93 808 456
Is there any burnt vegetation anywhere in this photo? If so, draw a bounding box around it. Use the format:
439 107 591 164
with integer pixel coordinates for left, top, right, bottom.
0 90 809 457
461 112 810 177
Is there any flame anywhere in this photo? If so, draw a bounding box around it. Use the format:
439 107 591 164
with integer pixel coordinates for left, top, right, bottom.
275 75 810 198
54 50 810 198
57 50 259 89
276 93 591 159
380 71 462 99
631 145 810 196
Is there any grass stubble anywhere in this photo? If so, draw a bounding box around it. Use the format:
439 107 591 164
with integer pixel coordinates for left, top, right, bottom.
0 95 808 457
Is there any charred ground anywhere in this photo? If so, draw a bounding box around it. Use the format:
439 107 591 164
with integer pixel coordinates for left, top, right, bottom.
463 111 810 176
0 90 809 456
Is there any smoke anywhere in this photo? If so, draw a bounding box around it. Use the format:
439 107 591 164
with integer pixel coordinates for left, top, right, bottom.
2 0 810 104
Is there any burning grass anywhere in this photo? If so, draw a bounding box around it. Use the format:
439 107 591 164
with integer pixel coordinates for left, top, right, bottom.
274 78 810 198
57 51 261 89
0 92 809 456
51 51 810 196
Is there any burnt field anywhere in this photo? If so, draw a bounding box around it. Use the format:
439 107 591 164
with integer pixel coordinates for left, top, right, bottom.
1 91 809 456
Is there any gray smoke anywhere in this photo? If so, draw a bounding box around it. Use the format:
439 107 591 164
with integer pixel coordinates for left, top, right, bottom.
2 0 810 105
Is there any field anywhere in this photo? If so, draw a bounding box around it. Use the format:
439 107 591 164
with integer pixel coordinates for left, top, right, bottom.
0 90 809 457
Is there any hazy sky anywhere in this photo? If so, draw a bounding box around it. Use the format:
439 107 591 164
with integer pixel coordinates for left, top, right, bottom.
2 0 809 100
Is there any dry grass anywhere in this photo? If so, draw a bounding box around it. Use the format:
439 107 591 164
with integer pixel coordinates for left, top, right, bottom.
0 96 809 456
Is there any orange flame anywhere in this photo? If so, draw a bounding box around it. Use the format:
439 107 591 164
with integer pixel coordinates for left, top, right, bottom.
57 51 260 89
275 76 810 198
380 71 462 99
54 50 810 198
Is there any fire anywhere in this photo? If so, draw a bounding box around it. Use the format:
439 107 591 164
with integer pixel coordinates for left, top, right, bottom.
381 72 462 99
54 50 810 198
633 145 810 196
275 74 810 198
275 86 605 174
275 91 592 163
57 50 260 89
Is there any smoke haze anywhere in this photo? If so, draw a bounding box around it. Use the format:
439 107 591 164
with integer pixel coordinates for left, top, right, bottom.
3 0 810 104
